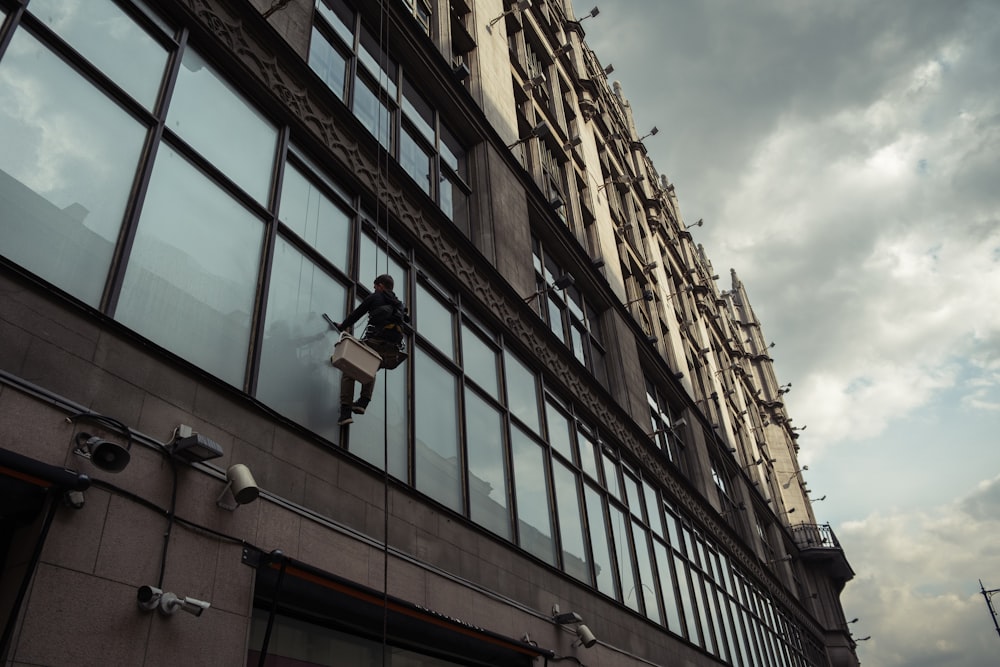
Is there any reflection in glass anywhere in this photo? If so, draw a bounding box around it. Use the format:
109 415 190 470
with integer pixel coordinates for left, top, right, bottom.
465 390 510 539
504 351 539 433
308 26 348 100
414 351 461 511
584 484 616 597
399 126 432 194
545 401 573 461
279 162 351 270
511 427 554 565
416 282 454 360
353 76 391 150
632 521 661 623
358 233 406 296
315 0 354 47
28 0 167 109
256 236 345 442
578 430 601 481
610 505 639 612
643 480 664 537
602 450 622 501
653 540 683 635
0 29 146 306
460 323 498 400
168 48 277 203
117 145 262 386
552 460 588 582
674 555 699 646
350 357 408 479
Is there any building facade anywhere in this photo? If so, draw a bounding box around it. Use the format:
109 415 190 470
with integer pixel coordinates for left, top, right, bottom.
0 1 859 665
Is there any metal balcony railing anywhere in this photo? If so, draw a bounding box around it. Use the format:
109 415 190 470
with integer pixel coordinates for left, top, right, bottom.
791 523 854 583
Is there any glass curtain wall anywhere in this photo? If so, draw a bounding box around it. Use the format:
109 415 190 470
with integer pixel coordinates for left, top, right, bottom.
0 3 819 665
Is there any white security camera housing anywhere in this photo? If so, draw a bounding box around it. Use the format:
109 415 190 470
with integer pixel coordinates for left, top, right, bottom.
577 624 597 648
227 464 259 504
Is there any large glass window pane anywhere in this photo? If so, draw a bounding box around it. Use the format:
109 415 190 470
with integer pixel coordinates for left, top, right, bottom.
461 323 498 400
439 174 469 232
0 29 146 307
28 0 167 109
511 426 554 564
609 505 639 612
357 26 397 98
399 125 432 194
653 540 683 634
117 145 262 386
401 77 434 143
168 48 277 203
602 450 622 501
633 521 661 624
584 484 616 598
414 352 461 511
545 401 573 461
674 556 701 647
315 0 355 47
643 481 664 537
279 163 351 270
504 351 539 433
465 390 510 539
358 233 406 296
552 460 588 582
416 282 454 360
256 237 345 441
350 356 408 479
353 75 392 150
308 27 349 101
578 429 600 481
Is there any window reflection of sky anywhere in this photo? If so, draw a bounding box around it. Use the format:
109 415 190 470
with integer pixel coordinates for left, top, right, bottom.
28 0 167 109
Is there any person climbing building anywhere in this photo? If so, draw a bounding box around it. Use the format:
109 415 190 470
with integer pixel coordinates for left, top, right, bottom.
334 274 408 426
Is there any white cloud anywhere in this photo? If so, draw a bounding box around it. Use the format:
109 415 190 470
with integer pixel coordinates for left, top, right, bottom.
839 476 1000 666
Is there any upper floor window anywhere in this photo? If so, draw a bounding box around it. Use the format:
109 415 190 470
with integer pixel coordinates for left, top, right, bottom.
399 0 432 34
531 236 606 384
310 0 470 232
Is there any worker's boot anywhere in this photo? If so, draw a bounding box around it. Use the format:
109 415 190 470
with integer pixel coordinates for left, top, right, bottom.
338 404 354 425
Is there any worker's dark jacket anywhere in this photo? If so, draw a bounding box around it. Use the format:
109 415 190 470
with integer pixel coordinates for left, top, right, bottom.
341 289 406 345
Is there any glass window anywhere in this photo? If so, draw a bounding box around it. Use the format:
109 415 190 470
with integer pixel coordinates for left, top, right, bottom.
357 26 397 98
633 521 661 624
414 352 462 511
256 237 345 442
439 173 469 231
399 125 432 194
353 74 391 151
609 505 639 612
308 26 349 100
461 323 498 400
416 282 454 359
545 400 573 461
674 555 699 645
465 389 510 539
117 144 263 386
0 28 146 307
315 0 355 47
601 449 622 501
168 48 278 203
653 540 683 634
552 460 588 582
584 484 616 598
511 426 554 564
504 350 540 433
349 360 409 480
358 233 407 297
643 480 664 537
402 77 434 143
578 428 601 481
28 0 168 109
279 162 351 271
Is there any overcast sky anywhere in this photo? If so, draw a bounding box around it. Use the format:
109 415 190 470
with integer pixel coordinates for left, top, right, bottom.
578 1 1000 664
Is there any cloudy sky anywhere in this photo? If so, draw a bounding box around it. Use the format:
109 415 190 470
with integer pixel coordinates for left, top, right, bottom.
579 1 1000 664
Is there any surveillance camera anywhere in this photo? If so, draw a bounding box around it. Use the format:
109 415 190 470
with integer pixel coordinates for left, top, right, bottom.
159 592 211 617
137 585 163 611
227 464 259 505
577 624 597 648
